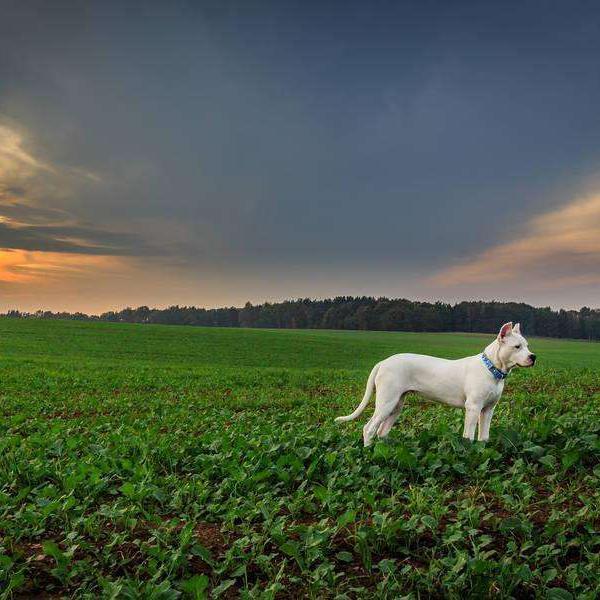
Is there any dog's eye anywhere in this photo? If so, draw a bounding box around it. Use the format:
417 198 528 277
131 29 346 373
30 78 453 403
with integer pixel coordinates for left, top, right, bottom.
515 345 521 349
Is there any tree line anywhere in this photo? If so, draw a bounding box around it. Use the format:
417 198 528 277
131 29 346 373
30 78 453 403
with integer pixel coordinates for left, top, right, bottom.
3 297 600 340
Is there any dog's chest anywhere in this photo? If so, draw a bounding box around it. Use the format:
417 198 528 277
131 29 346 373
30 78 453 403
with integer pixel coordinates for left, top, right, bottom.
481 381 504 406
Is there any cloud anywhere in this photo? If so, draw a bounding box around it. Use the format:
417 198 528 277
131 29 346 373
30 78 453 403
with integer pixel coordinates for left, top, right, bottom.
0 218 151 255
0 123 55 176
0 118 177 299
0 120 90 224
431 194 600 289
0 248 125 283
0 119 162 257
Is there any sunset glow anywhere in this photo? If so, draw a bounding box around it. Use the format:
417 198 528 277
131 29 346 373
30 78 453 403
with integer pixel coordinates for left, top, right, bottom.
432 195 600 287
0 249 124 283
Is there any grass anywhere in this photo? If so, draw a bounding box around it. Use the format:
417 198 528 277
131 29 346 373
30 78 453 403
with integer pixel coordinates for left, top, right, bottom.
0 318 598 599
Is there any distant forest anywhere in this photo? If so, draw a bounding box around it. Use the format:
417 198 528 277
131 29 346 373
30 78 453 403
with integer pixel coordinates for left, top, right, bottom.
3 297 600 340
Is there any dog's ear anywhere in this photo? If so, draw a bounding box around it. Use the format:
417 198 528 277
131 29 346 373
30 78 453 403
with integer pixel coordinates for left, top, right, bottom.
498 322 513 342
513 322 521 335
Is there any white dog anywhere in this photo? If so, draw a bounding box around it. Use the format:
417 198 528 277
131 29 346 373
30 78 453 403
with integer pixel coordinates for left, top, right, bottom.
335 322 535 446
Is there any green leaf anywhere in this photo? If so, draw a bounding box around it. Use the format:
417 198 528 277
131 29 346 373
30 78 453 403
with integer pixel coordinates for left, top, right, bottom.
230 563 246 578
517 564 533 582
6 571 25 593
538 455 556 468
280 540 300 559
336 551 353 563
561 450 580 470
453 462 467 474
469 558 495 574
180 574 209 599
524 445 545 458
42 541 62 560
313 485 328 502
377 558 396 574
325 452 337 466
190 544 213 564
451 555 467 573
421 515 437 530
337 510 356 528
395 445 417 469
252 469 271 482
543 568 558 583
499 517 524 534
546 589 574 600
373 443 392 459
119 482 136 497
211 579 235 598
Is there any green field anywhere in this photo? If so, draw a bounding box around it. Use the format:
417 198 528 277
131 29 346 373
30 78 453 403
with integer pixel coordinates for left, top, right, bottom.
0 319 598 599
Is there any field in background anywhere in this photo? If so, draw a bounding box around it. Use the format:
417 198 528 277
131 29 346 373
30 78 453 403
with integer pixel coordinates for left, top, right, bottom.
0 319 598 598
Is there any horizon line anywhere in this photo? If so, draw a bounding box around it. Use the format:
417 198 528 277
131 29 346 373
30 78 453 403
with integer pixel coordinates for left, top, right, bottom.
2 294 597 317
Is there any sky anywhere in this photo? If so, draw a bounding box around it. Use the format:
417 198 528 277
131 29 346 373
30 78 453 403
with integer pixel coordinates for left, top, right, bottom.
0 0 599 313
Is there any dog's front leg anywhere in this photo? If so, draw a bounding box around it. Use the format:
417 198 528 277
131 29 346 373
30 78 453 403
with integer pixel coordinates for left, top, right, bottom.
478 403 496 442
462 400 481 441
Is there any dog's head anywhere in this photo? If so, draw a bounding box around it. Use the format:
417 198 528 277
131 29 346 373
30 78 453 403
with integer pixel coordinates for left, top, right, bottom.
496 322 536 368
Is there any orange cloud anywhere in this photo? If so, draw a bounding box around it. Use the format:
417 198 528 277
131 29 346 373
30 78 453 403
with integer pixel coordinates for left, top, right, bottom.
431 194 600 287
0 248 126 283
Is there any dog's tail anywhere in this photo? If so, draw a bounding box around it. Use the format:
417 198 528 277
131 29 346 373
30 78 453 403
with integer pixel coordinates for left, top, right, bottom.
335 362 381 423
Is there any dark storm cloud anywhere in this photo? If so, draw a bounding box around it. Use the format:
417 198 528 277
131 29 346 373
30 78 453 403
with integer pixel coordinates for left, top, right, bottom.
0 200 71 226
0 219 148 256
1 0 599 309
2 187 26 198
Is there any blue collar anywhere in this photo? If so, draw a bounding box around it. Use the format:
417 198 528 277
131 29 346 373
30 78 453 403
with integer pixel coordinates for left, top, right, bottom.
481 352 508 380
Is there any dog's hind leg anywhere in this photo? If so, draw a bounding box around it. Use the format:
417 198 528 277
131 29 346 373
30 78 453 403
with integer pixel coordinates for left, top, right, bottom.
363 384 402 447
362 415 376 446
376 394 405 439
